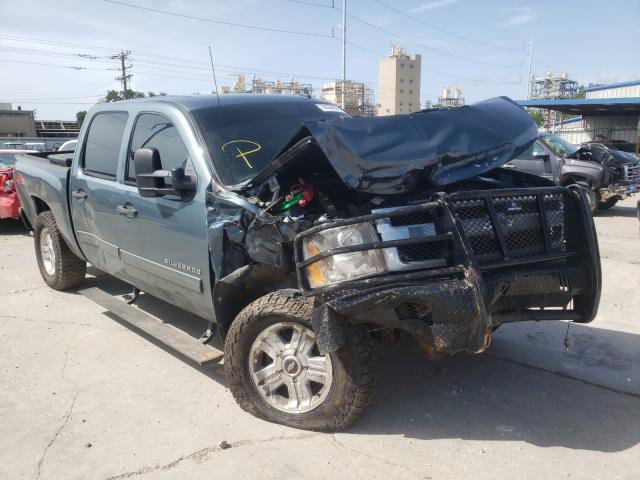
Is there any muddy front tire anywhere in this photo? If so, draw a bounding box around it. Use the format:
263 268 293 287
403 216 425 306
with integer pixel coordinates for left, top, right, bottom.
34 211 86 290
224 292 376 431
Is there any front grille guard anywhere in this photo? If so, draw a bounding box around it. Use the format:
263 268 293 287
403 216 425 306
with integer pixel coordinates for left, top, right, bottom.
294 186 592 296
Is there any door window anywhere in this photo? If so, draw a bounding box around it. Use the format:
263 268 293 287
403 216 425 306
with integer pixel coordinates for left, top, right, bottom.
519 142 546 160
83 112 128 179
127 113 194 183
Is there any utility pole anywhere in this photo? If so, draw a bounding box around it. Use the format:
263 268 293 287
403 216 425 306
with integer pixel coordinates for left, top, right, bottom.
113 50 132 99
526 35 534 100
341 0 346 110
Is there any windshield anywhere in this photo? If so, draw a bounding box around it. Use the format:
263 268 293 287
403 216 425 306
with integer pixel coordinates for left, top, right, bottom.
540 133 578 157
192 102 348 185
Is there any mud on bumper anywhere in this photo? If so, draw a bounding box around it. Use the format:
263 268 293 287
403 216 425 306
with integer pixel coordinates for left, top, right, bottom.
294 186 601 358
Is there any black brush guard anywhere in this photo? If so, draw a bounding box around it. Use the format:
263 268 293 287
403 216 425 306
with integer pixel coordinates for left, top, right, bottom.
294 186 601 336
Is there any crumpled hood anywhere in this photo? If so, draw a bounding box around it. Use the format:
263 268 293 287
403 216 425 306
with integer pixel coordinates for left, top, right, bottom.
294 96 537 195
603 149 639 167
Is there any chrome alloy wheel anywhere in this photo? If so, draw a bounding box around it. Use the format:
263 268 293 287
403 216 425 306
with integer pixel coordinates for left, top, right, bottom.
249 322 333 414
40 227 56 275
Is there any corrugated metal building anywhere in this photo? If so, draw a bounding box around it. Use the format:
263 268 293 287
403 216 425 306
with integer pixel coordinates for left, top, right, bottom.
517 80 640 150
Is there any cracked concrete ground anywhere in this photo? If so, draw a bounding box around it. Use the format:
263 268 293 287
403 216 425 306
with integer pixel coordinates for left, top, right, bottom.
1 197 639 480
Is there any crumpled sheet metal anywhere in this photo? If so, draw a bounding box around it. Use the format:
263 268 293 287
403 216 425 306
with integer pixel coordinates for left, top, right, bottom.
300 96 537 195
311 269 491 358
207 182 310 282
207 183 285 279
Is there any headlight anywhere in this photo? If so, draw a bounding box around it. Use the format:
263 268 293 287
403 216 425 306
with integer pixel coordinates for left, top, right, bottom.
302 222 386 288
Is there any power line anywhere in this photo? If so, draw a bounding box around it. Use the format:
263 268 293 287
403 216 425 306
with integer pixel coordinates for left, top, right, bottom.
0 40 341 82
344 39 521 85
371 0 523 53
0 58 118 71
0 94 104 101
344 11 521 69
102 0 333 38
286 0 523 67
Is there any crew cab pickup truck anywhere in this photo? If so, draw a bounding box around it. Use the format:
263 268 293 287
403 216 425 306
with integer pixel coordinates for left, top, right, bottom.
15 95 601 431
506 133 640 212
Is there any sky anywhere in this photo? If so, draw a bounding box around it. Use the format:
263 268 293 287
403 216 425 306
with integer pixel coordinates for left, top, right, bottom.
1 0 639 120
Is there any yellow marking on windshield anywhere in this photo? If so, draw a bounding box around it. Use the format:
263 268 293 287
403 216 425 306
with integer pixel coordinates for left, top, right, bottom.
221 140 262 169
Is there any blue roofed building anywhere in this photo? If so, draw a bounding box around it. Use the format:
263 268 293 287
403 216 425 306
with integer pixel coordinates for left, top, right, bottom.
517 80 640 152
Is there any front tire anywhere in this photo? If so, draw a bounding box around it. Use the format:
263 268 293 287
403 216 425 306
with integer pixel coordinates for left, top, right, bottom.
34 211 86 290
224 292 376 431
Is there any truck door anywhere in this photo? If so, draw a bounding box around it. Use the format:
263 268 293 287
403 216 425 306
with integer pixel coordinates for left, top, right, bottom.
116 112 214 320
69 111 129 273
506 140 555 179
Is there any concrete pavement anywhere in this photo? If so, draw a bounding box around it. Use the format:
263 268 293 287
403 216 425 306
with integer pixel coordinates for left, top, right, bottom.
1 197 639 480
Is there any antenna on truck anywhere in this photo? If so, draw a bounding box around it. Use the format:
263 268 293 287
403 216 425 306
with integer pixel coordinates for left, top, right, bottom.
208 45 221 108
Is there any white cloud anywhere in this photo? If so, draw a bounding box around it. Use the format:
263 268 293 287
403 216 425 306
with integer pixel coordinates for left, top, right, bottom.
410 0 460 14
502 6 540 27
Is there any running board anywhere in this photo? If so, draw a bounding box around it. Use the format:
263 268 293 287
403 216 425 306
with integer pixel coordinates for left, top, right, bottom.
79 287 223 366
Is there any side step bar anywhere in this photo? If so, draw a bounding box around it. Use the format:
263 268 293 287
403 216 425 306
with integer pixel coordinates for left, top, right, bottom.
80 287 223 366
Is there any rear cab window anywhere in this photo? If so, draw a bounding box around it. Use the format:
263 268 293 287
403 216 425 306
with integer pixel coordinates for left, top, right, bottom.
82 112 128 179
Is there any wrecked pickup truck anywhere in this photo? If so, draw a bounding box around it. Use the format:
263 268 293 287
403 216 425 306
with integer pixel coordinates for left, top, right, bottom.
507 133 640 212
15 94 601 431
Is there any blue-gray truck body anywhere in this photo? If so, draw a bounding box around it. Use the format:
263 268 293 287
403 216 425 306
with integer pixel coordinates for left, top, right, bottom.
15 94 602 359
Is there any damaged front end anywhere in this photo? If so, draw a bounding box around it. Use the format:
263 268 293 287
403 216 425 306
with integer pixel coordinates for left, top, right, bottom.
205 96 601 359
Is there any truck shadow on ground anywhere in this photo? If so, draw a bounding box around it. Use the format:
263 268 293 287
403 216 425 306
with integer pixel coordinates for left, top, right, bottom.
352 333 640 453
79 274 640 454
0 218 28 235
596 205 637 218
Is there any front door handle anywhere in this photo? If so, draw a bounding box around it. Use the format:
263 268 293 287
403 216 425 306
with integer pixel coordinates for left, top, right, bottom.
502 164 517 169
116 204 138 218
72 189 88 201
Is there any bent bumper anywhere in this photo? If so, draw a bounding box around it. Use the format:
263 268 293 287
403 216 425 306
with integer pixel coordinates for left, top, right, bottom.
298 186 601 358
599 181 639 202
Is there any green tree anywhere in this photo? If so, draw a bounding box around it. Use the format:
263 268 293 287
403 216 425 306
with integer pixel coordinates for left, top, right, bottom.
529 109 545 126
102 89 146 102
76 110 87 128
147 91 167 97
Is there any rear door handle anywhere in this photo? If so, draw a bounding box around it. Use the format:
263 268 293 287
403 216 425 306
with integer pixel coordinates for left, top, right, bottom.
502 164 517 169
72 189 88 201
116 204 138 218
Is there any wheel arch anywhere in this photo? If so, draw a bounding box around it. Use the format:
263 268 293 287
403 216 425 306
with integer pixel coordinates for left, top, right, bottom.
213 263 298 339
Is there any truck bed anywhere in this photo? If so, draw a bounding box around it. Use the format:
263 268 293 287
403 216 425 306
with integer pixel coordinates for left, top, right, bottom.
14 151 84 259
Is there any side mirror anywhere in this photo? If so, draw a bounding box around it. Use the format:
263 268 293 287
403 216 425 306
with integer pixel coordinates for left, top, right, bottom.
134 147 196 198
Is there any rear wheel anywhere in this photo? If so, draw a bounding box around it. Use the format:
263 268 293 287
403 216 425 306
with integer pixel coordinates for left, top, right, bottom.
34 211 86 290
224 292 376 431
598 197 619 210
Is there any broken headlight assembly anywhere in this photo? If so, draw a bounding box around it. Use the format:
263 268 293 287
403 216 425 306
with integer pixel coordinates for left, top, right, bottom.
301 222 386 288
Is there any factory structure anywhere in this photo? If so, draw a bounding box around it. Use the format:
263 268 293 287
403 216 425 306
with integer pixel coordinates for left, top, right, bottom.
319 81 375 117
377 45 421 116
436 85 465 108
222 74 314 97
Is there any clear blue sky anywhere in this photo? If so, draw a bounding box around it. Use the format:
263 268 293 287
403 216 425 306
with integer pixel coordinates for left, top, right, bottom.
1 0 639 119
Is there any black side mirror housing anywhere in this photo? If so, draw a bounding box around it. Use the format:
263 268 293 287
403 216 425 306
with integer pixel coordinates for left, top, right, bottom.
134 147 196 198
533 152 550 161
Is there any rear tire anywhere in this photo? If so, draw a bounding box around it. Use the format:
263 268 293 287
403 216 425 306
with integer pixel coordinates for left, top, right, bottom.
597 197 619 210
224 292 376 431
34 211 86 290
